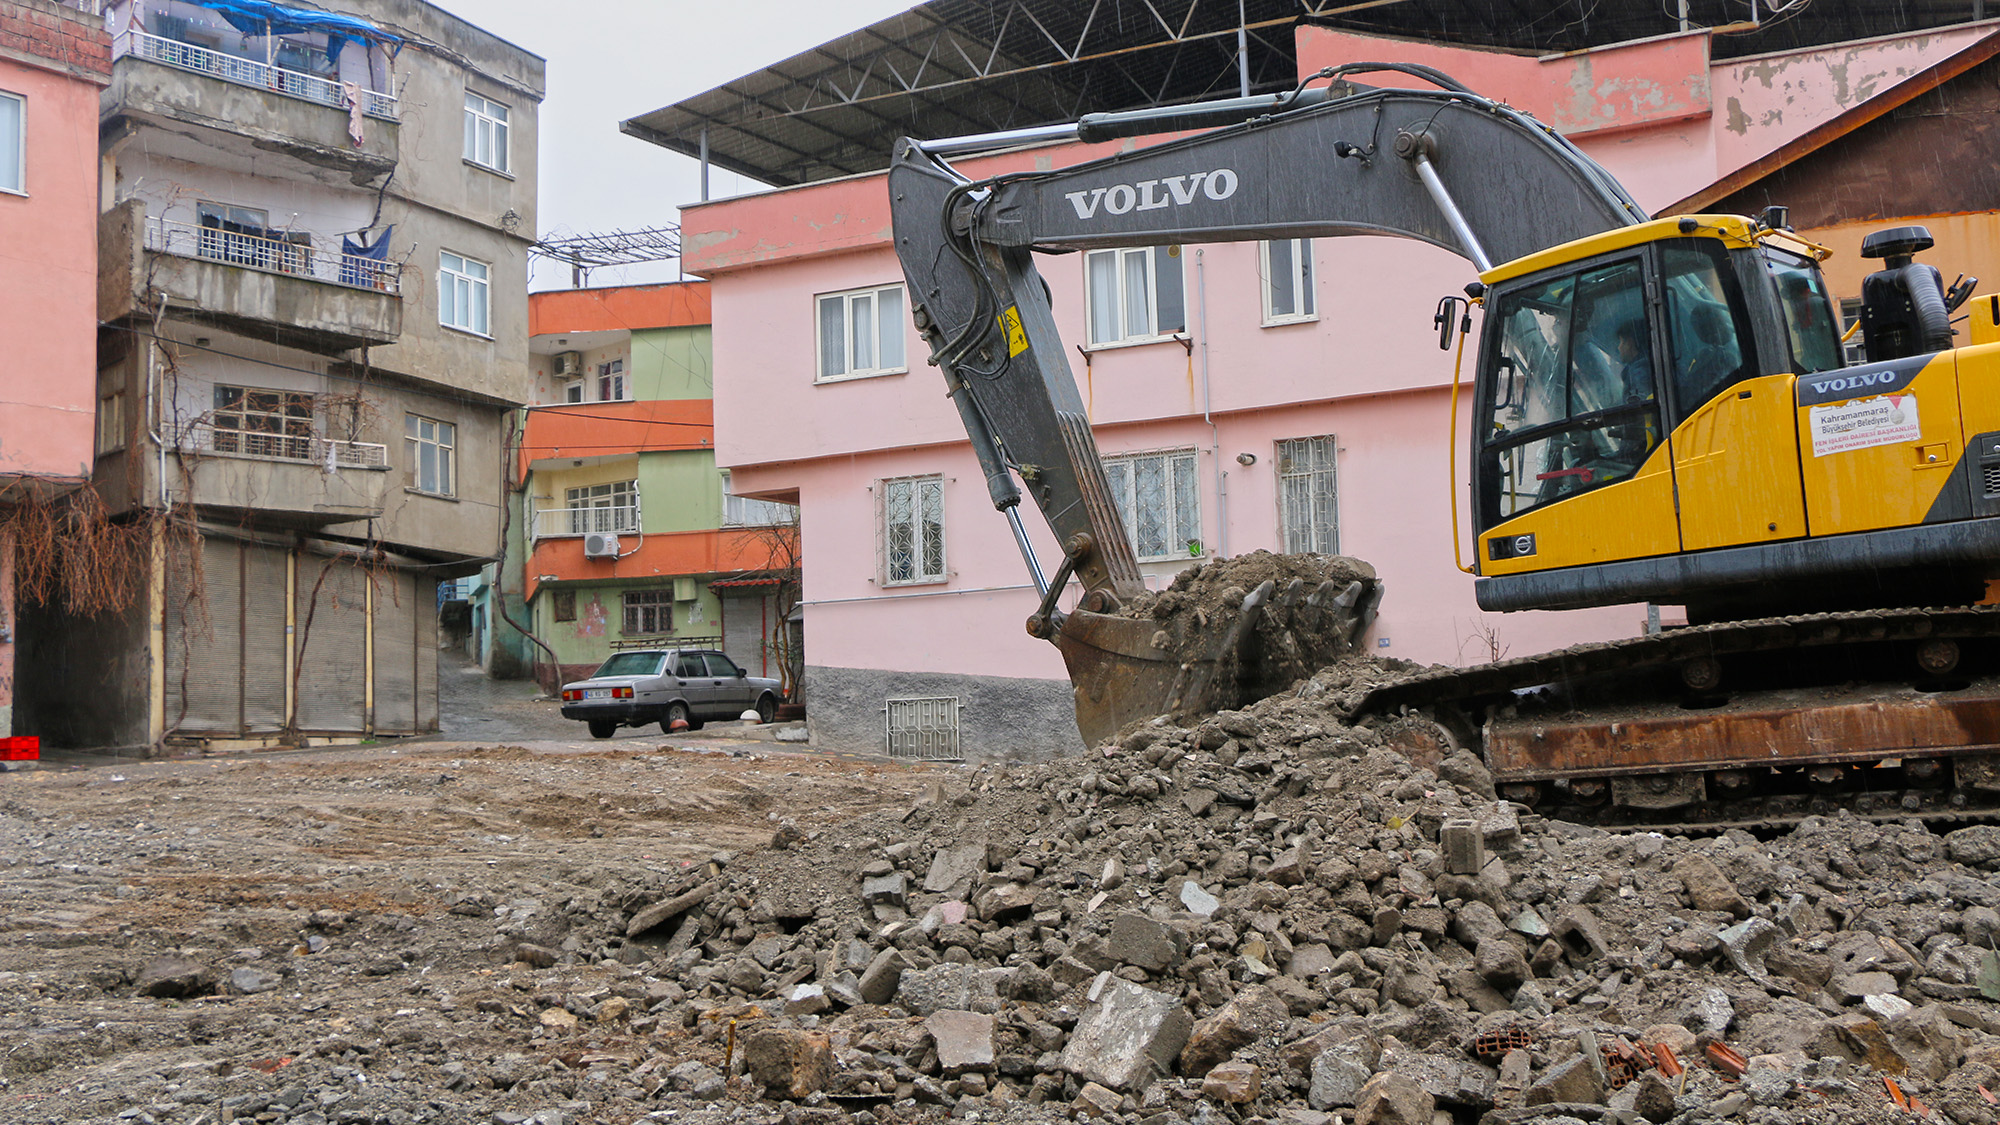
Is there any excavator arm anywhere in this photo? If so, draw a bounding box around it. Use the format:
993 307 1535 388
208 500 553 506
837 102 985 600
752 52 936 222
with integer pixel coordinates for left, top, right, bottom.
887 65 1647 745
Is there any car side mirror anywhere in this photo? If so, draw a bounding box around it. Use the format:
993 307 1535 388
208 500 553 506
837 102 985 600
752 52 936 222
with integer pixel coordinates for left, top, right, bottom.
737 669 747 678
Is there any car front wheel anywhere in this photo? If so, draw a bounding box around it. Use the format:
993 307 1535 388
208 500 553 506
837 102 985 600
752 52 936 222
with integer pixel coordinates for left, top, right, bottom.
756 694 778 724
587 719 616 740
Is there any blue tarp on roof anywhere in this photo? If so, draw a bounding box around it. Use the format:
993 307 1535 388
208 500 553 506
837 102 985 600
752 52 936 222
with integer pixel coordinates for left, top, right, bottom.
186 0 401 63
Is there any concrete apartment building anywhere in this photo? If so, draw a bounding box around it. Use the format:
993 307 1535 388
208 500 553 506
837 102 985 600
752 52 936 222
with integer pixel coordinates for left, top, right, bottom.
636 5 2000 760
511 282 799 695
18 0 541 751
0 0 109 736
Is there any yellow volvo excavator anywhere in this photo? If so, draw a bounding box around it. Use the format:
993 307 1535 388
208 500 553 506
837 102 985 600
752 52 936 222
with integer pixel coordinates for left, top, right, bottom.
889 63 2000 825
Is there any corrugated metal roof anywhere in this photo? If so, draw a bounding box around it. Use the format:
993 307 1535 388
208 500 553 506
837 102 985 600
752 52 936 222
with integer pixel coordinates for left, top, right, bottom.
623 0 1989 187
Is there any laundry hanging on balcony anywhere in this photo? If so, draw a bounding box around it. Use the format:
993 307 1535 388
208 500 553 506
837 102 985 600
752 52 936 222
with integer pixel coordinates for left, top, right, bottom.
340 224 392 289
183 0 403 65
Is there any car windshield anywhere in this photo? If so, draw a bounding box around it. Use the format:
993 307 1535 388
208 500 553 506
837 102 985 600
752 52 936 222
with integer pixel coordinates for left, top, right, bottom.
594 652 664 677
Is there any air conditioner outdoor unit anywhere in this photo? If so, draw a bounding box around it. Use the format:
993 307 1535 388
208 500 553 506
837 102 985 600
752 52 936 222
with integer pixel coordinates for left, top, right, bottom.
554 351 584 377
584 532 620 558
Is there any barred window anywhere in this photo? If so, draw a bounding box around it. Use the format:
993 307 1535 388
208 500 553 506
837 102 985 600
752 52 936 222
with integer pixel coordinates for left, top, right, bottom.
1103 449 1201 561
882 475 945 585
212 385 314 459
622 589 673 635
1277 435 1339 554
552 589 577 623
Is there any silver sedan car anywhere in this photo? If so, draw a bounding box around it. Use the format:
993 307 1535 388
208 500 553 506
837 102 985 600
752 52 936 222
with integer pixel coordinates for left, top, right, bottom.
560 648 782 738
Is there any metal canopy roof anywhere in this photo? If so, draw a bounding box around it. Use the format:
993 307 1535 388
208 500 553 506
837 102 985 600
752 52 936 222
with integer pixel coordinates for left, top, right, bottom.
623 0 1991 188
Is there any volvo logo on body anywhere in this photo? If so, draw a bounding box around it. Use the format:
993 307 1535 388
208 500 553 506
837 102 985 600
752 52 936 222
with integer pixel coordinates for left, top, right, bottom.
1807 371 1899 397
1064 169 1240 219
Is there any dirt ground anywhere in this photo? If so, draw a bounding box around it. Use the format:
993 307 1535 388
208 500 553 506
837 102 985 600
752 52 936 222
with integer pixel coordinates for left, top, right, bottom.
0 665 948 1125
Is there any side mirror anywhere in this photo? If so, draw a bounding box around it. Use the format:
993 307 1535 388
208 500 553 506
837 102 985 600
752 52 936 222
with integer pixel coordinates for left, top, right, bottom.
737 669 747 678
1434 295 1472 351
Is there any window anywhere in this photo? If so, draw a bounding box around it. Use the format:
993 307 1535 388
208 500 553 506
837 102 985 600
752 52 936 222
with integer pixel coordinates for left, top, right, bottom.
196 202 281 269
597 359 626 402
622 589 673 636
1661 242 1753 413
704 653 741 677
721 469 797 527
1276 436 1339 554
439 251 490 335
1102 449 1201 560
596 651 664 676
551 589 577 622
1086 246 1185 346
817 284 906 381
563 379 583 404
566 480 637 534
0 90 21 195
405 414 456 496
673 652 706 677
1766 247 1844 375
881 475 945 585
463 91 510 172
1262 239 1316 323
1479 258 1662 527
98 391 126 454
212 385 314 459
1840 297 1868 367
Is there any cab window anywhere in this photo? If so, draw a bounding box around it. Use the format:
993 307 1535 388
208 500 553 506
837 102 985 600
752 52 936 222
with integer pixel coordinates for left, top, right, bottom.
1765 248 1844 374
1480 259 1662 527
1661 242 1753 414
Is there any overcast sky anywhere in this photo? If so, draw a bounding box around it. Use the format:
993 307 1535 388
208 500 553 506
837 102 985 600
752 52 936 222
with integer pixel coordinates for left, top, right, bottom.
467 0 913 290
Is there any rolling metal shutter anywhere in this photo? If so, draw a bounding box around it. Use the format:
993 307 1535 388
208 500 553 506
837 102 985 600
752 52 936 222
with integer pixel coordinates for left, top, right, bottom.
415 575 439 732
373 572 416 734
164 537 243 734
295 555 368 732
721 591 771 677
242 544 289 732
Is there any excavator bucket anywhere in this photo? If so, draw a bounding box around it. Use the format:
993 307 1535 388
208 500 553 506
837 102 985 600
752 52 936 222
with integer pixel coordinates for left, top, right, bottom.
1056 572 1384 747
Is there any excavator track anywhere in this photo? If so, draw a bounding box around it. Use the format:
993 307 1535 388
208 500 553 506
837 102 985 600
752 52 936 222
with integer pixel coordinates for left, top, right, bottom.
1350 606 2000 829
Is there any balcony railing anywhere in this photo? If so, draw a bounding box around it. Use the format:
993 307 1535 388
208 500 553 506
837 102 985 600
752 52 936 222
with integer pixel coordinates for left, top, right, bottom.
145 215 401 295
179 423 388 468
533 505 641 540
116 29 398 120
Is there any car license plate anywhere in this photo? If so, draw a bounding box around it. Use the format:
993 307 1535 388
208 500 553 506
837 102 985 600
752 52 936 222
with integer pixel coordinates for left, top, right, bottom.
585 689 611 700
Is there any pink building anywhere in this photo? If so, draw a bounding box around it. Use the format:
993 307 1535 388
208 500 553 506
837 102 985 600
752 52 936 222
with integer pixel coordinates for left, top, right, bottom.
0 0 108 736
670 21 2000 760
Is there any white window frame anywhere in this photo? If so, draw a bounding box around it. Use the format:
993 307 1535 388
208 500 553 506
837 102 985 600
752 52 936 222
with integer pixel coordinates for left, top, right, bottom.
463 90 510 173
1276 435 1340 555
1261 238 1317 325
880 475 946 586
405 413 456 497
721 469 797 527
438 251 490 337
0 90 22 197
1102 448 1202 562
597 359 626 402
816 284 907 383
562 378 584 404
1084 246 1186 347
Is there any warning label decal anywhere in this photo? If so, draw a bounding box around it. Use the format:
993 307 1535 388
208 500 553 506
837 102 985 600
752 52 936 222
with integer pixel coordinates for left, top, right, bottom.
1809 394 1921 457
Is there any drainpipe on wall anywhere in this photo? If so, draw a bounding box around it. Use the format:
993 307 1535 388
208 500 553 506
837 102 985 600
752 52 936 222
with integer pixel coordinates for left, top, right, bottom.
1196 250 1228 558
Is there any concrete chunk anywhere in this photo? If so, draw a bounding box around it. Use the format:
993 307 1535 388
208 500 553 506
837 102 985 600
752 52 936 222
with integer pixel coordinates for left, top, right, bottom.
1107 912 1180 972
857 948 906 1005
1062 973 1193 1091
1354 1071 1434 1125
626 881 717 938
925 1009 996 1071
924 844 988 895
1179 983 1288 1076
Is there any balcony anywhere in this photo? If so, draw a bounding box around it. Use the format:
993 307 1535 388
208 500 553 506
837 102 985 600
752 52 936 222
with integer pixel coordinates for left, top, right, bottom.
115 210 404 354
169 425 390 525
533 505 641 541
106 30 398 182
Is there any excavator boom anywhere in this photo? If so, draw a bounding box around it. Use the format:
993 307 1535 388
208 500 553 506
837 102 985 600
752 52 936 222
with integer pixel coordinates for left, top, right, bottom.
889 67 1646 745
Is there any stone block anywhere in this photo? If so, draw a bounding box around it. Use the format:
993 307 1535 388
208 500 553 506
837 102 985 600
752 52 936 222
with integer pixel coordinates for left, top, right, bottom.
1202 1061 1261 1103
1288 942 1336 978
975 881 1036 922
1830 971 1900 1005
926 1009 996 1071
1179 983 1288 1076
1308 1046 1372 1110
1550 904 1611 962
861 871 907 907
741 1028 834 1099
1946 824 2000 869
626 881 717 938
858 948 906 1005
1107 912 1180 971
1525 1054 1604 1107
1073 1081 1122 1118
925 844 989 895
1062 973 1194 1091
1441 819 1485 875
1673 855 1750 918
1180 881 1220 917
1354 1071 1434 1125
1475 936 1531 990
134 955 213 999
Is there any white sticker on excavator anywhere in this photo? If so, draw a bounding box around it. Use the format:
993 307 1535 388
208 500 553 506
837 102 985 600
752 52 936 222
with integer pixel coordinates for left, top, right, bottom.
1808 394 1920 457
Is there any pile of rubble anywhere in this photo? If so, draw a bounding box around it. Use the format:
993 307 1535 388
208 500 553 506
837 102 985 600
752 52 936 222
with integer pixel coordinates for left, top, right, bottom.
514 664 2000 1124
